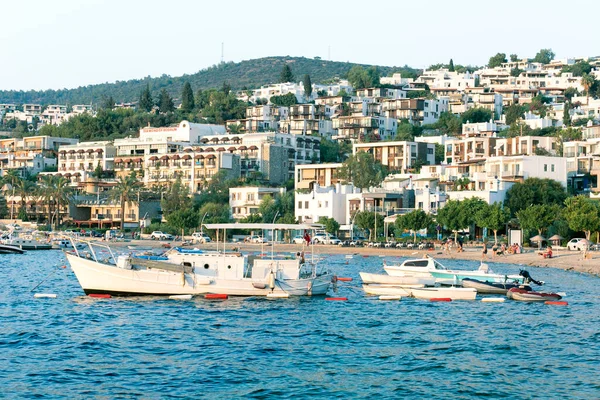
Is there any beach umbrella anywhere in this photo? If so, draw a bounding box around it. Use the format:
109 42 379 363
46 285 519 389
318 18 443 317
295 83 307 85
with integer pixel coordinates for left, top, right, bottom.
548 234 563 246
530 235 546 250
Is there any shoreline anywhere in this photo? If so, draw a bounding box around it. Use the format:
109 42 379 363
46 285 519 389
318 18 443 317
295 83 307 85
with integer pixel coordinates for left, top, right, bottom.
120 240 600 277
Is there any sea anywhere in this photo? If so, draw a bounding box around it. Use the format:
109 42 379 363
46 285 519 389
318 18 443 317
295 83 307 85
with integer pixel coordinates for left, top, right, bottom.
1 250 599 399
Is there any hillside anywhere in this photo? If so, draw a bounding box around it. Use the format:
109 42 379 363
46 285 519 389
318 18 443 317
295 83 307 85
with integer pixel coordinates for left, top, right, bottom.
0 56 417 105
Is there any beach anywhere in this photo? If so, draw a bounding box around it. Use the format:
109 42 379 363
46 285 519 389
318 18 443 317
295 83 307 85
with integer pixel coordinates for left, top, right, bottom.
124 239 600 277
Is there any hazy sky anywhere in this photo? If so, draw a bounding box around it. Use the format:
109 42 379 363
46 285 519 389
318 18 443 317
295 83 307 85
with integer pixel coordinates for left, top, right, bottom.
1 0 598 91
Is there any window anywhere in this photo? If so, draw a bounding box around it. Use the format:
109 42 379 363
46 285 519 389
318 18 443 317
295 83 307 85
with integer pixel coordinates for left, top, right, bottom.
551 164 555 172
298 201 302 209
304 201 309 208
427 148 434 155
544 164 547 172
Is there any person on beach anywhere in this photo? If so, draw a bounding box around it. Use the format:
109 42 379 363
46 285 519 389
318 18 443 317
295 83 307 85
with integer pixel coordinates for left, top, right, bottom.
491 243 498 258
482 243 488 260
457 237 464 253
499 243 507 257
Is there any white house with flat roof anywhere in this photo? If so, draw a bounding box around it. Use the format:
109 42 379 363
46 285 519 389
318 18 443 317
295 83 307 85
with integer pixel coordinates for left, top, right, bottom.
229 187 286 220
139 120 226 143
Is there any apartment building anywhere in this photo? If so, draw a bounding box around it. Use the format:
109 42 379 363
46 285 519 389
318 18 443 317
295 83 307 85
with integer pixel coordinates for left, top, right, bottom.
295 163 343 190
56 141 116 182
229 187 286 220
353 141 436 172
0 135 78 176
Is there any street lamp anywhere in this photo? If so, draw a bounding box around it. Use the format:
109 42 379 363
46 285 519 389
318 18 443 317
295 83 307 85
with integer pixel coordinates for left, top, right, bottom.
200 212 208 234
271 211 279 258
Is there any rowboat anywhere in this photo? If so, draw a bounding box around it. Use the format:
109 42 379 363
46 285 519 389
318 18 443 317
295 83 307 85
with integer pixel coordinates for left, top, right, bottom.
462 278 532 294
359 272 435 286
410 287 477 300
361 284 423 296
506 288 562 302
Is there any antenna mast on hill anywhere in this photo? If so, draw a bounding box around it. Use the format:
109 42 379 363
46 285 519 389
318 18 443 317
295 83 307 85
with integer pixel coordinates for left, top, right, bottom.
221 42 224 64
328 45 331 61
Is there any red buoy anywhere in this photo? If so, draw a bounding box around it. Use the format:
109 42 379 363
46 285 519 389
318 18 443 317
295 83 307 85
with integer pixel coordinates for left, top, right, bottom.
88 294 111 298
337 277 353 282
326 297 348 301
362 255 369 258
430 298 452 302
205 293 228 300
545 301 568 306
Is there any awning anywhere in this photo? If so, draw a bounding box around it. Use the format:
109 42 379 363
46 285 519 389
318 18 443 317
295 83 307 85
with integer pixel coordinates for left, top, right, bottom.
217 147 226 151
228 147 236 151
95 149 103 153
205 154 216 159
77 149 85 153
171 154 180 160
149 156 158 161
183 147 193 152
114 158 122 163
238 145 247 150
249 145 258 150
68 150 75 154
160 155 169 160
204 147 214 152
181 154 192 160
195 154 205 159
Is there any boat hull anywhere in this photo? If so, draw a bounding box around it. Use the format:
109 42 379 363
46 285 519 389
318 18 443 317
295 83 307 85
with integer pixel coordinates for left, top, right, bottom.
462 278 532 294
362 284 423 296
506 288 562 302
430 270 525 284
359 272 435 286
67 253 330 297
0 244 26 254
411 287 477 300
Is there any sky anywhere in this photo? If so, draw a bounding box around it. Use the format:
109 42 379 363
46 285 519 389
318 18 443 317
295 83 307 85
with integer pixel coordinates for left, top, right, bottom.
1 0 599 91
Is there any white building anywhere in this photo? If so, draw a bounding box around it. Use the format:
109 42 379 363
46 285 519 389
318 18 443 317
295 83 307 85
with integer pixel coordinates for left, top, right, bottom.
229 187 286 220
380 73 414 86
295 183 358 224
139 120 226 143
416 69 476 91
56 141 117 183
485 155 568 186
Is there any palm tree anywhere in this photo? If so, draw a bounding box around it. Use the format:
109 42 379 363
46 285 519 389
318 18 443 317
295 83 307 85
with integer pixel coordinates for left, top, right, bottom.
15 179 36 220
52 176 72 229
581 73 596 105
108 174 141 229
1 170 22 220
38 175 56 225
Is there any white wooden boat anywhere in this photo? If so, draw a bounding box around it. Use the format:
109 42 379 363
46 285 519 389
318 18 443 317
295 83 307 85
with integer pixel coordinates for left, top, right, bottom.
359 271 435 286
65 223 331 297
362 284 424 296
384 256 448 278
410 287 477 300
506 288 562 302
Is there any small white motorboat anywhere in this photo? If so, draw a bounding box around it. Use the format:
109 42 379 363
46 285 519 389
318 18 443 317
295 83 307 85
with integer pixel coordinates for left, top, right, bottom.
359 272 435 286
410 287 477 300
362 284 424 296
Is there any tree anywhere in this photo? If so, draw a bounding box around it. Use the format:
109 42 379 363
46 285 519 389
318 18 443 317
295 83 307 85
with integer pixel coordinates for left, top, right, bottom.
320 137 350 163
435 112 462 135
448 59 455 72
553 127 581 157
581 73 596 104
475 202 510 244
533 48 555 64
303 74 312 99
38 175 56 225
270 93 298 107
563 101 571 127
564 87 578 102
181 82 195 112
280 64 294 83
51 176 72 228
504 178 567 215
318 216 340 235
139 83 153 112
395 209 433 243
563 195 600 240
108 173 141 229
158 88 175 113
488 53 507 68
510 54 519 62
354 211 384 241
436 200 466 242
347 66 380 89
516 204 560 239
434 143 445 164
100 95 115 110
337 152 387 190
161 175 192 217
461 107 493 124
167 208 200 235
504 104 524 125
510 67 523 77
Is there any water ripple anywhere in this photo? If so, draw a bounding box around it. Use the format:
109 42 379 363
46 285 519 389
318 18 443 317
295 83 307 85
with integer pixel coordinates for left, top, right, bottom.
1 252 599 399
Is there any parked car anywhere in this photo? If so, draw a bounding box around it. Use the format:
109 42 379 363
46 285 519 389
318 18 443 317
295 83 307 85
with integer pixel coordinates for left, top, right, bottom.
191 232 211 243
326 236 341 245
311 235 327 244
567 238 589 251
151 231 174 240
247 235 266 244
292 235 306 244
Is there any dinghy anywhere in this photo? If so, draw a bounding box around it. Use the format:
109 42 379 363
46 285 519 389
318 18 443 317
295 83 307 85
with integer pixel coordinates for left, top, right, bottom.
506 288 562 302
462 278 532 294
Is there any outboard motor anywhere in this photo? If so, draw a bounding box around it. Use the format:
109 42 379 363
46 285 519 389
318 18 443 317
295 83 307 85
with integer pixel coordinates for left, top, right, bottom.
519 270 543 285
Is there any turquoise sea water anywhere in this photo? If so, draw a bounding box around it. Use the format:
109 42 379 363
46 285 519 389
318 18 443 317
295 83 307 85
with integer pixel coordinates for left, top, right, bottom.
1 251 599 399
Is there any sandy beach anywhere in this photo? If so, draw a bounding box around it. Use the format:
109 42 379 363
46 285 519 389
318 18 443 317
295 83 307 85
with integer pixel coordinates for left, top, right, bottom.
122 240 600 277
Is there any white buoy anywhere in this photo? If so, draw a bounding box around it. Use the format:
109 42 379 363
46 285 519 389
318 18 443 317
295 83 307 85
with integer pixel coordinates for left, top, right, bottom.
34 293 57 299
267 292 289 299
169 294 193 300
345 255 353 259
378 295 402 301
481 297 505 303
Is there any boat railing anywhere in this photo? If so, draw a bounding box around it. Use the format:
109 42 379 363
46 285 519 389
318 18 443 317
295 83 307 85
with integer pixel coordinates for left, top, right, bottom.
67 236 118 265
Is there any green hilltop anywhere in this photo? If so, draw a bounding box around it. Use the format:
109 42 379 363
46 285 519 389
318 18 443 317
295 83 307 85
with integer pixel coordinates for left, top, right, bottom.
0 56 417 105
